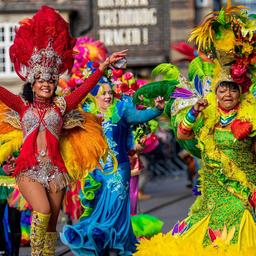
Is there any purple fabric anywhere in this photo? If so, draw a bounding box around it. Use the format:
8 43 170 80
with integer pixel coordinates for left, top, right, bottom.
129 175 139 215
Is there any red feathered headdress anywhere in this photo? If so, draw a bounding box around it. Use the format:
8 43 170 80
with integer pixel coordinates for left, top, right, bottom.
9 5 76 83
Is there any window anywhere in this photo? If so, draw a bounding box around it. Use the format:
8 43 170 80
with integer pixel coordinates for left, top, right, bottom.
0 23 17 77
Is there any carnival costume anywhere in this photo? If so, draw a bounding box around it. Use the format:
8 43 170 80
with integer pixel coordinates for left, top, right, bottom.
0 160 21 256
0 6 108 255
133 3 256 256
62 36 109 222
129 121 164 239
60 57 163 255
121 77 163 238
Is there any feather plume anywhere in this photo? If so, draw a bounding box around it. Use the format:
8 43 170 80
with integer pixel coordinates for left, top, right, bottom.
164 99 175 117
60 112 108 180
208 228 217 242
0 130 23 164
225 226 236 243
188 57 206 81
188 6 245 52
152 63 180 80
172 222 179 235
171 42 195 61
171 87 194 99
9 5 76 81
178 221 186 233
194 75 203 96
133 80 178 105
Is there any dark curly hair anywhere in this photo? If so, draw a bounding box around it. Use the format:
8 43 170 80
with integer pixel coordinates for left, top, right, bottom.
21 82 57 103
22 82 33 103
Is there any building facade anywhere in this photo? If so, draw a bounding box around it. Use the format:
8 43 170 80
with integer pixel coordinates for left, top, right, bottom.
0 0 232 91
0 0 199 90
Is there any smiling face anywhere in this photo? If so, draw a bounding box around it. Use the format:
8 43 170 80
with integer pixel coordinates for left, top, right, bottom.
95 83 114 112
216 81 240 110
32 76 56 99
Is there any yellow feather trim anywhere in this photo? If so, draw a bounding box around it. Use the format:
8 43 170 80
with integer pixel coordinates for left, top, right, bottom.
237 93 256 134
0 101 18 134
135 210 256 256
60 112 108 181
195 93 256 202
0 130 23 164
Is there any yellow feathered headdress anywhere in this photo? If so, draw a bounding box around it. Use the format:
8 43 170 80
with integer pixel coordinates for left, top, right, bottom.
189 1 256 94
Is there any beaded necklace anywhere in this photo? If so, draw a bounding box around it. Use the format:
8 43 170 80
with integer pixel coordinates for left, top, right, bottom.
218 105 238 127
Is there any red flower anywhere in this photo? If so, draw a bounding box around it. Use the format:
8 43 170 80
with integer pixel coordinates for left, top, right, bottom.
131 82 139 91
120 83 129 92
231 60 248 78
249 190 256 208
230 58 252 92
113 92 121 99
112 69 123 78
125 89 135 96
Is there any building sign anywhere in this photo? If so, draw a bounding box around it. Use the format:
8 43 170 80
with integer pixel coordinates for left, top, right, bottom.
93 0 169 66
97 1 157 46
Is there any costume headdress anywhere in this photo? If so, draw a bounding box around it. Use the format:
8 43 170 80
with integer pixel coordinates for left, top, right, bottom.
188 1 256 93
9 5 76 84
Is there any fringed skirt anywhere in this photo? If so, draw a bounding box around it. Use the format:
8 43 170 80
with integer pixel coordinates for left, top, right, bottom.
16 157 70 192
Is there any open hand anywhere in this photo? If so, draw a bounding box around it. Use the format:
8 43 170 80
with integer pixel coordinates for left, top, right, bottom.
3 156 16 175
194 98 208 113
154 96 165 110
99 50 128 71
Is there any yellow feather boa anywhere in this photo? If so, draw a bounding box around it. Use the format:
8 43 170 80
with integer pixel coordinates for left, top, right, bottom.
135 210 256 256
0 130 22 164
60 111 108 181
197 92 256 201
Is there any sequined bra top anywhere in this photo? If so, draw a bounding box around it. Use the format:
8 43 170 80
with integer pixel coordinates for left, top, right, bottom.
21 106 63 142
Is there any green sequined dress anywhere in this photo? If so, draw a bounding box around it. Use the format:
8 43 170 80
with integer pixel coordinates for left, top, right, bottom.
186 127 256 246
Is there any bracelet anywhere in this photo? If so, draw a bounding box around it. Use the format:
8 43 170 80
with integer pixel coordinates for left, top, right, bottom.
178 106 199 135
178 122 193 135
191 105 200 115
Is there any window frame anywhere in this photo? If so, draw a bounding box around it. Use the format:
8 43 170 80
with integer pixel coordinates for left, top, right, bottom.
0 22 18 78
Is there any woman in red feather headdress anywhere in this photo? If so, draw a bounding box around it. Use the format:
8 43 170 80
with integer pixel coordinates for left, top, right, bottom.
0 5 127 255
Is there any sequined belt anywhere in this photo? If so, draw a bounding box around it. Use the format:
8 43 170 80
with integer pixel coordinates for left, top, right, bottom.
16 157 70 191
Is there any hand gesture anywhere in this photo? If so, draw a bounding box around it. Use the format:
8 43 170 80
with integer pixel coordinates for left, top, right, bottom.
193 98 208 113
99 50 128 71
154 96 165 110
3 156 16 175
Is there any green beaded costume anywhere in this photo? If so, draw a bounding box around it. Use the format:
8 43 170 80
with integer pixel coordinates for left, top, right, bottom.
188 127 256 245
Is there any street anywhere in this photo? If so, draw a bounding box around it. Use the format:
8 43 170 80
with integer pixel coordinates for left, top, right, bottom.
20 173 195 255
